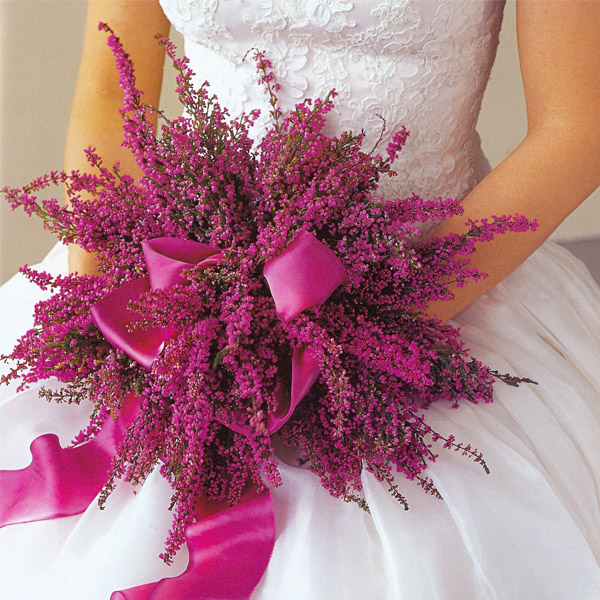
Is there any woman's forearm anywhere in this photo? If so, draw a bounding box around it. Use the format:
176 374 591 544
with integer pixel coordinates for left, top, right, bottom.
428 0 600 322
65 0 169 275
427 122 600 322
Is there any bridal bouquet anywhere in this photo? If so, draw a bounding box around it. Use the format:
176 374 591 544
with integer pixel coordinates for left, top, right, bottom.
2 24 535 574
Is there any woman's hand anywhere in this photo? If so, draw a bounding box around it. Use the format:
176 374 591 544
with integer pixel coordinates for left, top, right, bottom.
65 0 170 275
428 0 600 322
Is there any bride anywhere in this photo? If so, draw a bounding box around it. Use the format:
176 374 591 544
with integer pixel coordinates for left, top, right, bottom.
1 1 599 598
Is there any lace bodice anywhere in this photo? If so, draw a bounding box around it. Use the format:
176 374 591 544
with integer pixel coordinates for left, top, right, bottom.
159 0 505 202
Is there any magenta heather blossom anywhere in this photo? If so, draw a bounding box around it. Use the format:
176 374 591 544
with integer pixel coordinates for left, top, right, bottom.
2 26 536 562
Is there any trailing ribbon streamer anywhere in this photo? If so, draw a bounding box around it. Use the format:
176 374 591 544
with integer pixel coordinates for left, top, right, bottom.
111 489 275 600
0 392 139 527
0 397 274 600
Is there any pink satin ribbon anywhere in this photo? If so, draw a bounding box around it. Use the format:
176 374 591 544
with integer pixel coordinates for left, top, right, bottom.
0 392 274 600
90 238 223 370
263 229 347 321
0 231 345 599
111 489 275 600
91 231 345 432
225 344 320 436
0 392 139 527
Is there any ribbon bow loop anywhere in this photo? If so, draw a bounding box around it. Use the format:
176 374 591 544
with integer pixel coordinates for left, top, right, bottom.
90 237 222 369
142 238 223 290
263 230 347 322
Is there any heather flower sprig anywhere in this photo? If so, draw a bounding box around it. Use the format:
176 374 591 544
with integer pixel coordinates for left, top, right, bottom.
2 29 537 563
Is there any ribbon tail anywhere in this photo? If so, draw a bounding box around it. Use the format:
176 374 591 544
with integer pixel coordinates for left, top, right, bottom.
0 394 139 527
111 489 276 600
222 345 320 436
266 345 320 434
0 428 112 526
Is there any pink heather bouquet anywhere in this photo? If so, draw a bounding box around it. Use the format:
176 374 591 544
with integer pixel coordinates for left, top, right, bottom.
2 26 535 562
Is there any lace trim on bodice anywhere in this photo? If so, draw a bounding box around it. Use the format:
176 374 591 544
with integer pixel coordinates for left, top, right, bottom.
159 0 505 203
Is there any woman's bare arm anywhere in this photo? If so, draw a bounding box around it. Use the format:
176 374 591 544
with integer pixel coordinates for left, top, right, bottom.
65 0 169 275
427 0 600 321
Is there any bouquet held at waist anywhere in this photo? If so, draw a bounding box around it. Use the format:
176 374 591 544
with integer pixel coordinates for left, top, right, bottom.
1 24 536 599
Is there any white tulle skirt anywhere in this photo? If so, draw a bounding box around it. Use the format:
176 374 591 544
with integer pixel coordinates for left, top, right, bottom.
1 241 599 600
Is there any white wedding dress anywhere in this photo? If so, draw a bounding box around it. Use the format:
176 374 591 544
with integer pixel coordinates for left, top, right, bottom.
1 1 599 598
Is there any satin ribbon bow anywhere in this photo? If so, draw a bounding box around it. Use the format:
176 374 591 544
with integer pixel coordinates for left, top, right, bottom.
90 230 347 435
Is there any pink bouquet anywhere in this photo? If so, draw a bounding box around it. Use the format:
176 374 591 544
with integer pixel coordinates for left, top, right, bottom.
2 25 535 590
